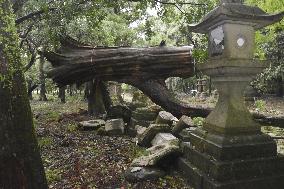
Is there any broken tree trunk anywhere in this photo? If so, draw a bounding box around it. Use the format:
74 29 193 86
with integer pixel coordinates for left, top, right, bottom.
43 37 194 85
44 37 284 127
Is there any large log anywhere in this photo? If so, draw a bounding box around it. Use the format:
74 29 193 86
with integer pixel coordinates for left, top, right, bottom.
44 38 194 86
44 38 284 127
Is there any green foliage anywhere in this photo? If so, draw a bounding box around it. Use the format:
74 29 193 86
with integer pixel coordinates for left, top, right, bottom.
254 100 266 112
45 169 62 184
46 111 60 121
192 117 205 127
38 137 53 149
66 123 78 132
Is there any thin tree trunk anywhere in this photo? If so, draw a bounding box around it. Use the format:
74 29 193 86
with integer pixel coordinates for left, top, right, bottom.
0 1 47 188
58 86 66 103
39 53 47 101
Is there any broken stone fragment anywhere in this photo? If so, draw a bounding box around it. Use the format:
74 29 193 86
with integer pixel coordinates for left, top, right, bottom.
135 125 147 135
78 119 105 130
105 118 125 135
172 115 194 135
106 105 132 124
151 133 179 146
137 124 171 147
155 111 178 126
124 166 165 182
131 140 180 167
132 107 158 121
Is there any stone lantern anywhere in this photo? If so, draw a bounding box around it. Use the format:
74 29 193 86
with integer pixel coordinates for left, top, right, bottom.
178 1 284 189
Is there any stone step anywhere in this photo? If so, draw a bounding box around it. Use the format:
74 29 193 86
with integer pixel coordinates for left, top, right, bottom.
178 157 284 189
189 130 277 161
184 145 284 182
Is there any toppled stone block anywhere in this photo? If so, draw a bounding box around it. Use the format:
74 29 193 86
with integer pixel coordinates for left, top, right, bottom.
135 125 147 136
132 107 158 121
172 115 194 135
78 119 105 130
97 126 107 135
151 133 179 146
129 117 152 128
131 140 180 167
105 118 125 135
125 166 165 182
137 124 171 147
155 111 178 126
106 105 132 123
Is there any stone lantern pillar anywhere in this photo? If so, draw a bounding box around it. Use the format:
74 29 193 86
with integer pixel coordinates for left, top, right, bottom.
178 1 284 189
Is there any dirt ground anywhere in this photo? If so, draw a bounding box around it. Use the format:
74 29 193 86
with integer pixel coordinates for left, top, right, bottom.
31 94 284 188
31 97 190 189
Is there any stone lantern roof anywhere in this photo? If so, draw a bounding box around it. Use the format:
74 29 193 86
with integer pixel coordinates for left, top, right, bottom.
189 2 284 33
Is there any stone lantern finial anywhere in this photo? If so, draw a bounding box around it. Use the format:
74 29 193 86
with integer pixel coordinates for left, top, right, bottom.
221 0 243 3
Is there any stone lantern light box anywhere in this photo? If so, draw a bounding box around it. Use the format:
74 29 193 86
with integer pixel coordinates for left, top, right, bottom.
189 1 284 60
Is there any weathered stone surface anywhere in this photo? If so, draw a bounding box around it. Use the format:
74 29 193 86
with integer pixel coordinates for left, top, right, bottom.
106 105 132 124
151 133 179 146
132 107 158 121
97 126 107 135
78 119 105 130
131 140 180 167
105 118 125 135
172 115 194 135
135 125 147 136
129 118 152 128
137 124 171 147
155 111 178 126
124 166 165 182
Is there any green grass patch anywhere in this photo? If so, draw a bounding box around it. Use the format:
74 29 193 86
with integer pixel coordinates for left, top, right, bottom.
38 137 53 149
45 169 62 184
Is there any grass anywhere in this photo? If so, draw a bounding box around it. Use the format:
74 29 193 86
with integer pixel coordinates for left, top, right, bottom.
38 137 53 149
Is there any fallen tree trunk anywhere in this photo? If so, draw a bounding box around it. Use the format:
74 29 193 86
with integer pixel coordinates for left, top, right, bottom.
44 38 194 86
44 37 284 128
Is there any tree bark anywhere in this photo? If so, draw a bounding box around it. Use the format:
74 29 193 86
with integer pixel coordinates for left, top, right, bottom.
58 86 66 103
0 1 47 188
39 53 48 101
128 79 212 118
44 37 194 86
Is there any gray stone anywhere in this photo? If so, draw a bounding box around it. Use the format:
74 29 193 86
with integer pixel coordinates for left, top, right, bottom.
124 166 165 182
151 133 179 146
172 115 194 135
135 125 147 135
131 140 180 167
105 118 125 135
137 124 171 147
155 111 178 126
78 119 105 130
132 107 158 121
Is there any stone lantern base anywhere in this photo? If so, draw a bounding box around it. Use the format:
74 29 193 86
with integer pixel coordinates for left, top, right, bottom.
178 62 284 189
178 128 284 189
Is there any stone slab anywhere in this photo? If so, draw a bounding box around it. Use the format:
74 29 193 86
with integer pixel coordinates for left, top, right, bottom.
131 140 180 167
151 133 178 146
124 167 165 182
178 157 284 189
184 144 284 182
189 128 277 160
137 124 171 147
105 118 125 135
78 119 105 130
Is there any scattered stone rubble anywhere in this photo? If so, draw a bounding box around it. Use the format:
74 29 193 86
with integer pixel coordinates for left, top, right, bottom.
77 107 197 182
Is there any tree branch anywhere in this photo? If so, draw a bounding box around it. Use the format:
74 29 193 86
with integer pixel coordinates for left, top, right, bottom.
154 0 207 6
15 8 56 25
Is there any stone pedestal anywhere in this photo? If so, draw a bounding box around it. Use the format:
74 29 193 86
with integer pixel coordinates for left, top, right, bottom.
178 62 284 189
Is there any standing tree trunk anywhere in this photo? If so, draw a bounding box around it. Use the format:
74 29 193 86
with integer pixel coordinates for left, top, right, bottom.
0 1 47 188
58 86 66 103
27 78 33 100
39 53 48 101
86 80 111 116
